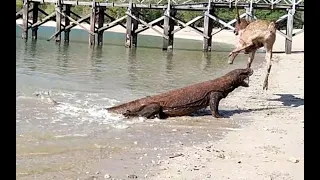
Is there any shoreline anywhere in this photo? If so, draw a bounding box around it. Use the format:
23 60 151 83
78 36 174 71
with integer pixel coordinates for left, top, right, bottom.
16 19 304 52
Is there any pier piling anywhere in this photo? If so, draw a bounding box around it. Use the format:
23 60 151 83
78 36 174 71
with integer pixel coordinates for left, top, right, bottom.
203 2 214 51
32 2 39 40
285 8 294 54
55 0 62 42
89 0 96 46
97 7 105 45
64 5 71 42
163 3 175 50
125 0 134 48
22 0 29 40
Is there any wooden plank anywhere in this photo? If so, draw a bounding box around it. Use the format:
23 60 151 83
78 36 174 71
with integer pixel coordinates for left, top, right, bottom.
168 15 208 39
285 8 294 54
89 1 96 45
16 9 23 17
65 14 90 30
58 11 95 35
171 15 203 34
55 0 62 42
16 14 22 20
293 28 304 37
47 28 64 41
22 0 29 40
97 15 127 32
38 8 49 16
276 14 288 23
135 16 164 34
205 13 235 30
211 13 246 36
276 30 292 41
32 2 39 40
99 15 127 31
70 11 92 27
64 5 71 42
126 12 169 39
31 12 55 28
104 13 126 29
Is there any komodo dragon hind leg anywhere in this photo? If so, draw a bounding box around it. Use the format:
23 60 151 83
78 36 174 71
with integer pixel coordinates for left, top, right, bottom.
123 103 163 119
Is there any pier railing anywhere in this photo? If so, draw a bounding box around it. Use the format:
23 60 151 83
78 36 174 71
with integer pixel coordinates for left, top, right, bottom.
16 0 304 53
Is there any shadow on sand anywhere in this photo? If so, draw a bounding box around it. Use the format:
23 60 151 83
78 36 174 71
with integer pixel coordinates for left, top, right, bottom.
191 93 303 118
191 106 285 118
267 93 304 107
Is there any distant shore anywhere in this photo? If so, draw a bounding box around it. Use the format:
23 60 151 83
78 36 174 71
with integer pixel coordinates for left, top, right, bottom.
16 19 303 52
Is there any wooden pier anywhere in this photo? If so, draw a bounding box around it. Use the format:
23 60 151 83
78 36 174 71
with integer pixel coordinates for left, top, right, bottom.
16 0 304 54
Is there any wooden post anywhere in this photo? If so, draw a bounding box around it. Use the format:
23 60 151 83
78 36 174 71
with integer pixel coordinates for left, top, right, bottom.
22 0 29 40
245 7 252 21
89 0 96 46
55 0 62 42
203 1 214 51
32 2 39 40
246 0 254 21
64 5 71 43
163 2 175 50
131 8 139 47
97 7 105 46
285 8 294 54
125 0 133 48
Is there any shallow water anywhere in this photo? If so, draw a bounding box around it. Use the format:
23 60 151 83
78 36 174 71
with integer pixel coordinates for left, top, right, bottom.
16 25 264 179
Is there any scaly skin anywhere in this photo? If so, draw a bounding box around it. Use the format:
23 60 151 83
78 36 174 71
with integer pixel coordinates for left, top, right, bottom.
106 68 253 119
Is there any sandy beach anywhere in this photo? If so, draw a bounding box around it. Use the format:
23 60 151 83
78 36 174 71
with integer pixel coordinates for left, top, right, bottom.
16 19 304 179
146 29 303 179
150 54 304 179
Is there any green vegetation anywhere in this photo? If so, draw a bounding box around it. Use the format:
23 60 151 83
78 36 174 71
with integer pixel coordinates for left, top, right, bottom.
16 0 304 29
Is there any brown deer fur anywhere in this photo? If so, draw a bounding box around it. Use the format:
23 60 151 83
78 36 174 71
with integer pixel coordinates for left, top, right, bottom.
228 8 276 90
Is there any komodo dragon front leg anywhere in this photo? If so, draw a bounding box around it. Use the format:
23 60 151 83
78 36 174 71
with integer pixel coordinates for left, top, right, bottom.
123 103 164 119
208 91 225 118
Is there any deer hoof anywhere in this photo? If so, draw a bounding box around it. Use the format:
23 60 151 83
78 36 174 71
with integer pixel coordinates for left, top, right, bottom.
228 58 234 64
263 81 268 90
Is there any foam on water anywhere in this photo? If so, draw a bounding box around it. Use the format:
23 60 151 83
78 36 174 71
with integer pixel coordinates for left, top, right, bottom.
47 91 149 129
54 133 88 138
17 90 150 130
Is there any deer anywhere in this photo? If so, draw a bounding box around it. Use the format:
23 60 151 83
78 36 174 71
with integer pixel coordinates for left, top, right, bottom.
228 6 277 90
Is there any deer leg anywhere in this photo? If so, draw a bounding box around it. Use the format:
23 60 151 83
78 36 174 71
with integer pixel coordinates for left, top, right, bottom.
244 50 256 86
228 43 254 64
228 43 253 56
227 51 239 64
247 50 256 68
209 91 225 118
263 50 272 90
